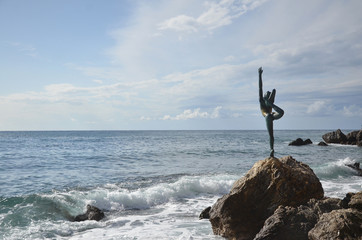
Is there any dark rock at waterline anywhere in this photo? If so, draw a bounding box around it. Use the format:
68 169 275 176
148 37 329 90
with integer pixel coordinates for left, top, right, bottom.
288 138 313 146
74 205 105 222
208 156 323 240
199 206 211 219
346 162 362 176
318 141 328 146
322 129 347 144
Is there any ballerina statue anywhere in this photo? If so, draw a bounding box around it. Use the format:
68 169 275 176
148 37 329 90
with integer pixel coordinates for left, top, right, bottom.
258 67 284 157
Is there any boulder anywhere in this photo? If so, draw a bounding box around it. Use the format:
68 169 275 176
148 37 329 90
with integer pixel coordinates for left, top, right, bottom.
322 129 347 144
254 205 318 240
199 206 211 219
348 191 362 210
317 141 328 146
346 130 359 145
357 130 362 147
308 209 362 240
208 156 323 240
74 205 105 222
288 138 313 146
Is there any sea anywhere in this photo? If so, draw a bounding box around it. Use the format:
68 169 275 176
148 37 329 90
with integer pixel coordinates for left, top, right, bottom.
1 130 361 239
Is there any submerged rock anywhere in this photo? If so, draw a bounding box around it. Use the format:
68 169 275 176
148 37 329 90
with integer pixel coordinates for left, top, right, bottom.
208 156 323 240
346 162 362 176
74 205 105 222
317 141 328 146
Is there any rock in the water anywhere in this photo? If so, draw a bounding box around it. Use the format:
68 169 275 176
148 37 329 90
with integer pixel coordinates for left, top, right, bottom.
199 206 211 219
308 209 362 240
346 130 359 145
317 141 328 146
208 156 324 240
288 138 313 146
254 205 318 240
322 129 347 144
346 162 362 176
74 205 105 222
357 130 362 147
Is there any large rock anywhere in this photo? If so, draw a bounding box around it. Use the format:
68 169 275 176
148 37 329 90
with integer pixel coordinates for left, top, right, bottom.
322 129 347 144
346 130 359 145
254 205 318 240
254 197 342 240
208 156 324 240
308 208 362 240
357 130 362 147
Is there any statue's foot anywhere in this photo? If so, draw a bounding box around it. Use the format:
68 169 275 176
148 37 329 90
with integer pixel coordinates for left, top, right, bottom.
270 149 274 157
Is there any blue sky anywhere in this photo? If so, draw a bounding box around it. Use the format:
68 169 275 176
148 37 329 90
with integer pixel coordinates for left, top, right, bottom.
1 0 361 130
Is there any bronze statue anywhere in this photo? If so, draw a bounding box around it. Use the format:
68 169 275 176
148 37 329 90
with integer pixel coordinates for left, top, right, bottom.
258 67 284 157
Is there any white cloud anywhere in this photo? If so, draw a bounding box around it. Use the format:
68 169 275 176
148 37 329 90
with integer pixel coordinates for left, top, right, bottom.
307 100 327 114
343 105 362 117
162 106 222 120
158 0 268 33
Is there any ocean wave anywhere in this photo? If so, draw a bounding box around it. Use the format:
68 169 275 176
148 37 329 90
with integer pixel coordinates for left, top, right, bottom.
314 157 361 179
48 174 237 213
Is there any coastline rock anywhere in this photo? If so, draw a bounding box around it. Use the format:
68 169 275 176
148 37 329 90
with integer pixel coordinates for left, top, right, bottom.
357 130 362 146
322 129 347 144
346 130 359 145
74 205 105 222
208 156 323 240
348 191 362 210
317 141 328 146
199 206 211 219
288 138 313 146
308 208 362 240
254 205 318 240
346 162 362 176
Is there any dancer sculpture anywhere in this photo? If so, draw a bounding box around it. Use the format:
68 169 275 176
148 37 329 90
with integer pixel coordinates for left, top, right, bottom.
258 67 284 157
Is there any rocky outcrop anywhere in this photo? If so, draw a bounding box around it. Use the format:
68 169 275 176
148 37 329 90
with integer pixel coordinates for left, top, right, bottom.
289 138 313 146
208 156 323 240
323 129 362 146
308 208 362 240
322 129 347 144
74 205 105 222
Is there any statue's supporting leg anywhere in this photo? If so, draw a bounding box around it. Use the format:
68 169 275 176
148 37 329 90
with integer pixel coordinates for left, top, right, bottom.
265 114 274 157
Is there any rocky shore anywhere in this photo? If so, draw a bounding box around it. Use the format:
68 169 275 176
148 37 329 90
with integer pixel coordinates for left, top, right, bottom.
200 156 362 240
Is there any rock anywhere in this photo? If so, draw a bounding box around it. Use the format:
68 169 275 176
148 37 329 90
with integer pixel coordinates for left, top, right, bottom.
349 191 362 210
199 206 211 219
74 205 105 222
307 197 342 216
317 141 328 146
288 138 313 146
254 205 318 240
346 162 362 176
357 130 362 147
289 138 305 146
208 156 323 240
308 208 362 240
322 129 347 144
346 130 359 145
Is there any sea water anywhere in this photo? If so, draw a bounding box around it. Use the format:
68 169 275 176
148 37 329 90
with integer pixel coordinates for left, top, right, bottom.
0 130 361 239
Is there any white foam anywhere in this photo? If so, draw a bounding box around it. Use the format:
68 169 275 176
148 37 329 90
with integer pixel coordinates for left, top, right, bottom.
46 174 237 213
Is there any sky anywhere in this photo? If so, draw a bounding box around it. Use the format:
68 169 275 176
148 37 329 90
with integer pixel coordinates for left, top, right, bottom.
0 0 361 130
